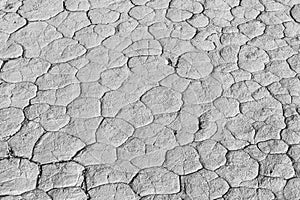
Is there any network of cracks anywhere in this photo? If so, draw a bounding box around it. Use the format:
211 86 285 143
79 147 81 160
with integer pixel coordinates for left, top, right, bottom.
1 0 300 199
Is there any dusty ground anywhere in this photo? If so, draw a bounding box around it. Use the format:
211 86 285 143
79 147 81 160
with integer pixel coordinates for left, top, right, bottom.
1 0 300 199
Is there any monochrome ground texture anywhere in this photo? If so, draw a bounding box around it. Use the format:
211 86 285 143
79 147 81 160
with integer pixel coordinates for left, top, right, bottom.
1 0 300 199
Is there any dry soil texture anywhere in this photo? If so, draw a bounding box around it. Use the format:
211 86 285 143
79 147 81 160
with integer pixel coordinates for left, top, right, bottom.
1 0 300 199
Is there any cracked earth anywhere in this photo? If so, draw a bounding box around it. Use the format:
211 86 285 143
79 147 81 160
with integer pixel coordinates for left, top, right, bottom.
1 0 300 199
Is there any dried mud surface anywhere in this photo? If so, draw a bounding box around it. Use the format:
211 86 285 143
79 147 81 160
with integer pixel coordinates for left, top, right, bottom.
1 0 300 199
